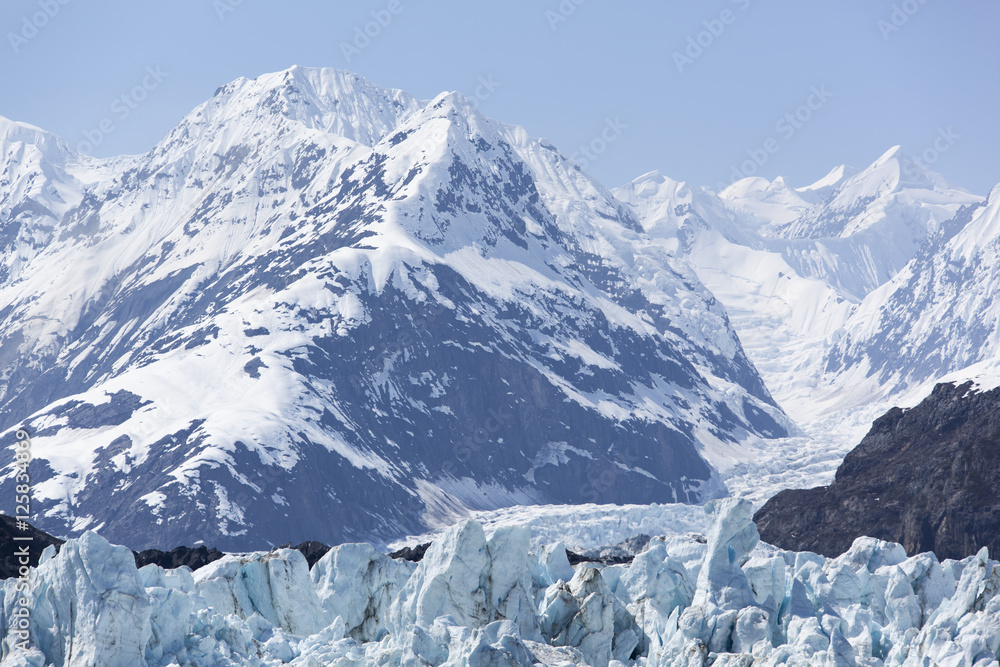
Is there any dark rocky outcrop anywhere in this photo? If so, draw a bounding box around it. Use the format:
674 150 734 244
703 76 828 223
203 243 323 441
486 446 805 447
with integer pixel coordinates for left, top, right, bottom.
755 381 1000 561
389 542 431 562
0 515 64 578
0 516 339 576
133 540 334 571
279 540 331 567
566 549 634 566
567 534 653 566
134 545 226 571
1 515 229 576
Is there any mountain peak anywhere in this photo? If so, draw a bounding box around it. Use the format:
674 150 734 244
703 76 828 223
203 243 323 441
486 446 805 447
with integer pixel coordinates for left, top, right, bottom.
0 115 72 156
622 170 688 199
990 182 1000 202
416 90 491 131
872 144 906 167
719 176 773 199
631 170 672 186
855 144 955 193
175 66 421 151
0 68 790 551
798 164 859 194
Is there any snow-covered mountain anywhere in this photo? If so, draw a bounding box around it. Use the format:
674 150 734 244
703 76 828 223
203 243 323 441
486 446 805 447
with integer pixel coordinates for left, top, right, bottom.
5 64 998 561
9 64 1000 667
0 67 789 551
825 186 1000 407
614 150 983 427
611 150 995 512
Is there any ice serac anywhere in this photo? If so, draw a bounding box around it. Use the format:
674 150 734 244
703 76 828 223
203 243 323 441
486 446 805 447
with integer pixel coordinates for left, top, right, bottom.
537 541 575 587
693 498 759 611
310 541 413 642
193 548 328 636
657 498 763 660
0 67 788 551
6 514 1000 665
2 531 150 667
618 538 697 637
386 520 539 641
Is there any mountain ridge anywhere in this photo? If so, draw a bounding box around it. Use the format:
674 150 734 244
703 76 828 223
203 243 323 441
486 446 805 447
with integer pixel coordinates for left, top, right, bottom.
0 67 788 550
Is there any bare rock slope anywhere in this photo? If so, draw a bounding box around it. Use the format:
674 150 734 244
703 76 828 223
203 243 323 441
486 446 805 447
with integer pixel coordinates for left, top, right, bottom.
756 381 1000 560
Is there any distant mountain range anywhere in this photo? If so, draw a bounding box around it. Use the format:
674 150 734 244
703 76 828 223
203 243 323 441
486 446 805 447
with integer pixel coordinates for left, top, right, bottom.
614 146 987 425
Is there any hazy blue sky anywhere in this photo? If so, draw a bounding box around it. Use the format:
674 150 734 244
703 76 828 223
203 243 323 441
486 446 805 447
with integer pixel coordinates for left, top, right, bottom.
2 1 998 193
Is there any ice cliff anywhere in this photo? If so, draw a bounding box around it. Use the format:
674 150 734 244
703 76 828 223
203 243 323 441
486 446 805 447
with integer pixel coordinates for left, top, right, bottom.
4 499 1000 666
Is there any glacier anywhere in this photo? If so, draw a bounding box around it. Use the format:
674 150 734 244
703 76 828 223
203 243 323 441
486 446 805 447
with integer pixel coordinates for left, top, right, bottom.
4 500 1000 666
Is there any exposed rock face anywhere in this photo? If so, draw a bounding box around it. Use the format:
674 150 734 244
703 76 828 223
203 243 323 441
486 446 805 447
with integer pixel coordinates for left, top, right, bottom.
134 545 225 572
277 540 331 568
388 542 431 562
755 381 1000 560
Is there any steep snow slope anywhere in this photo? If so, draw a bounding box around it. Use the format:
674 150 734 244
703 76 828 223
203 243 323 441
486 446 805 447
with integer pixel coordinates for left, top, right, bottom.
613 155 986 510
0 117 114 286
0 67 788 550
825 186 1000 409
615 152 982 427
615 173 852 416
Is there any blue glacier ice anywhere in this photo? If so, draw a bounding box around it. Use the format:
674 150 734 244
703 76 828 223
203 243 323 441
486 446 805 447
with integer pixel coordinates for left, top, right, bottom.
3 501 1000 665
